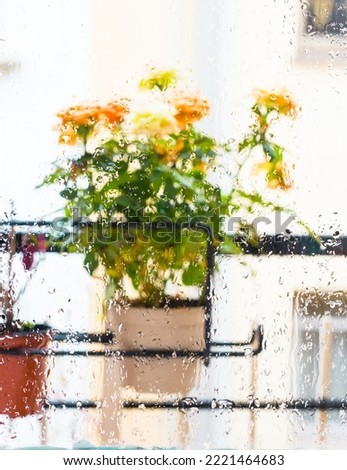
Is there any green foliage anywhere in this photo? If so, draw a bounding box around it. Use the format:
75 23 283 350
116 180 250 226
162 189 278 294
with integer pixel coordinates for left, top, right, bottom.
42 74 304 306
139 69 178 91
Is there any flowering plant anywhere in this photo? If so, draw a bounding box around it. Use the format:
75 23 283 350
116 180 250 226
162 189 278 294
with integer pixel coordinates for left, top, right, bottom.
43 71 299 306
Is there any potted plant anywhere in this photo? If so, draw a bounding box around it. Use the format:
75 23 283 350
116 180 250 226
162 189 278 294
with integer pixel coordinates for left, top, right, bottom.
42 70 303 440
0 215 51 419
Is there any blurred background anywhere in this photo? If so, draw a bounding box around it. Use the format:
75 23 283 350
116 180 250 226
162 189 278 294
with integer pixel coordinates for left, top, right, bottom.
1 0 347 449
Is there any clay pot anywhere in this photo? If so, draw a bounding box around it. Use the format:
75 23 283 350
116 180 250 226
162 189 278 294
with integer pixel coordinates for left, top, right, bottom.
107 303 205 393
0 328 51 418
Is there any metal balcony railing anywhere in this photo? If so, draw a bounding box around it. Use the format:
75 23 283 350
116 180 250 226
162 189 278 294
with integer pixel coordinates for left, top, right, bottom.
1 219 346 414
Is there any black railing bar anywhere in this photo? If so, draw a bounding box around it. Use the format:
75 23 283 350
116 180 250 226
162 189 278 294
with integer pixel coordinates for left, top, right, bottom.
2 235 346 256
45 401 98 409
0 326 262 357
2 228 347 256
52 331 114 343
122 399 347 411
0 220 341 239
225 235 347 257
0 219 344 252
0 220 54 227
42 399 347 411
196 223 214 364
0 348 261 358
0 219 342 240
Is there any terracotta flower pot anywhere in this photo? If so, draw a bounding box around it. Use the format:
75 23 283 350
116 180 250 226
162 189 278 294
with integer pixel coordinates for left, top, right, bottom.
0 328 51 418
107 303 205 393
102 302 205 445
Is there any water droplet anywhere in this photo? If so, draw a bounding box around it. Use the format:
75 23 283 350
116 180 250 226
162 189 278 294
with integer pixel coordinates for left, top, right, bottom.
180 397 198 407
216 399 234 409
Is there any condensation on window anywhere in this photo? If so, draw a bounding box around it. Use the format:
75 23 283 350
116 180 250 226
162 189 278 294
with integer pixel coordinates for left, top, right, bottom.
1 0 347 450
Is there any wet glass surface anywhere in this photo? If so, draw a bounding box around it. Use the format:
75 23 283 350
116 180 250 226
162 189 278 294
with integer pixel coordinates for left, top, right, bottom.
1 0 347 450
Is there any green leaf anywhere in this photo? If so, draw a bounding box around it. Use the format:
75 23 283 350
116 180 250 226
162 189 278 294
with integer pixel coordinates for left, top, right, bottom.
262 141 283 162
38 167 67 187
76 125 92 144
60 188 78 200
84 250 99 274
164 178 176 199
101 171 137 192
182 263 205 286
219 238 243 255
150 171 164 193
139 69 177 91
113 195 134 207
67 244 78 253
238 134 257 152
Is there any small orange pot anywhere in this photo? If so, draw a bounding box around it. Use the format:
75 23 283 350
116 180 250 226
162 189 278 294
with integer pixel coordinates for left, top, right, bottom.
0 329 51 418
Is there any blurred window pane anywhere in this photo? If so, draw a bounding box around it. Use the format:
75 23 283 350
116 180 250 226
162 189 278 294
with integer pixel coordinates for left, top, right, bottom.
296 292 347 400
307 0 347 34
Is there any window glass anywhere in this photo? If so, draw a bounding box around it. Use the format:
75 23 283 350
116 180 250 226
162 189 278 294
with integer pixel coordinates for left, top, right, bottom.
2 0 347 451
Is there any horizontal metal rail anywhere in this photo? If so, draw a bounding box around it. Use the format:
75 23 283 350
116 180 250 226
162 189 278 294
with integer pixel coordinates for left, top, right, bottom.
0 219 346 256
44 399 347 412
1 221 265 363
0 220 54 227
46 401 98 409
0 325 263 358
3 221 344 415
236 234 346 256
122 399 347 411
51 331 114 343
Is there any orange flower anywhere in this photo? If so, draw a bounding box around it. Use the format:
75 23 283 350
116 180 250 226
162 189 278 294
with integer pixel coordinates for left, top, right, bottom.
57 105 100 145
254 159 292 190
173 94 210 129
154 138 184 164
254 89 299 118
58 105 101 127
57 101 129 145
58 126 78 145
99 101 129 125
